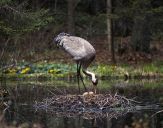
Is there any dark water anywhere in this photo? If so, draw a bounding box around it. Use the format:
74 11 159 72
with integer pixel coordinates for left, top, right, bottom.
0 78 163 128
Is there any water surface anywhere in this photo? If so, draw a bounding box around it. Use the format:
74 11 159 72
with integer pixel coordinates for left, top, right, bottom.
0 78 163 128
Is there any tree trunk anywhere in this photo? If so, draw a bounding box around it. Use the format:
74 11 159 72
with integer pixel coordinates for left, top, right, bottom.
67 0 75 34
54 0 58 12
106 0 115 63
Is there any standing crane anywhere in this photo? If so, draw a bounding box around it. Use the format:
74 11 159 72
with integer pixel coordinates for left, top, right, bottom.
54 32 98 93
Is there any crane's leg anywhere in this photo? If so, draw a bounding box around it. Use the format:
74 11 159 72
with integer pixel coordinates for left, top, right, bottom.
77 62 80 93
93 85 97 94
78 63 87 92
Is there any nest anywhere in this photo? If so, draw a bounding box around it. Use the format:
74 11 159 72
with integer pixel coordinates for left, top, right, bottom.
34 93 137 119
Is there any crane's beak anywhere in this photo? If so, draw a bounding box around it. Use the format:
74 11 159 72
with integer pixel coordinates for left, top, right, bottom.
53 37 60 48
53 37 56 42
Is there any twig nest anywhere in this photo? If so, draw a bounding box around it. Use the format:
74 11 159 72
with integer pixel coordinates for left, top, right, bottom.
34 93 136 116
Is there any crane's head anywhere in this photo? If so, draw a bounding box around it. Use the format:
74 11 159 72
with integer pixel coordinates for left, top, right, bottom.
54 32 70 45
92 75 98 86
92 76 98 94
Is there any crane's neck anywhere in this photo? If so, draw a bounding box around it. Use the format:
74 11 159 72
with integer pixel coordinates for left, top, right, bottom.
83 69 97 84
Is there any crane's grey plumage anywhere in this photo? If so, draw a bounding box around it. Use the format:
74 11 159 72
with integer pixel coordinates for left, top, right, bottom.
54 32 98 93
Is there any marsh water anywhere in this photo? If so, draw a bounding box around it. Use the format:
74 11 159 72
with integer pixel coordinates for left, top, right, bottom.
0 78 163 128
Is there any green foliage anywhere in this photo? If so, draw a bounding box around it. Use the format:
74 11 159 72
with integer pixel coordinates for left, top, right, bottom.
0 1 53 37
2 62 77 78
142 63 158 73
96 65 113 76
130 0 151 52
0 0 162 39
131 16 151 52
2 61 163 79
114 0 163 51
75 13 107 36
0 0 11 6
96 65 129 77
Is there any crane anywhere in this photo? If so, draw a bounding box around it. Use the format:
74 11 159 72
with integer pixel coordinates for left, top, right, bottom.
54 32 98 93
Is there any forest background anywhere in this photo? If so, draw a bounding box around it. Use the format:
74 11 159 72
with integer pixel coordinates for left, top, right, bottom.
0 0 163 77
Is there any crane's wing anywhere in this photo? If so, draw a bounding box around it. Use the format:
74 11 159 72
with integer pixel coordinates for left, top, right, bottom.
59 36 95 60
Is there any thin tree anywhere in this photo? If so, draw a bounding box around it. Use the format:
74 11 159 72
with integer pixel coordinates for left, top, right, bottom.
67 0 75 34
106 0 115 63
